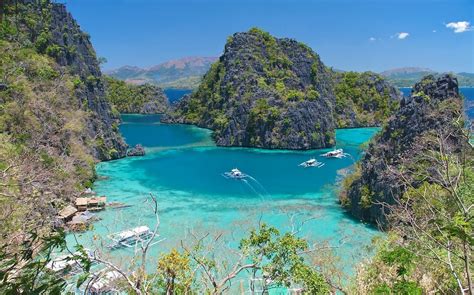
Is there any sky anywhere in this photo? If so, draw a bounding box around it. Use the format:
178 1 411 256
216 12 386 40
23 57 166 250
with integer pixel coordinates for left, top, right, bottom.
65 0 474 73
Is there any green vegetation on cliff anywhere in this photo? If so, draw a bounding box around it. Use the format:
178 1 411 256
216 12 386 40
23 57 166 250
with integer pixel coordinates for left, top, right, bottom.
164 28 336 150
340 75 473 293
334 71 401 128
165 29 402 149
104 76 169 114
0 0 125 265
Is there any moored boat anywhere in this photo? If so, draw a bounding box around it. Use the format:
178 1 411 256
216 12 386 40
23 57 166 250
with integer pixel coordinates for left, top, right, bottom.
299 158 324 168
107 226 155 249
320 149 347 158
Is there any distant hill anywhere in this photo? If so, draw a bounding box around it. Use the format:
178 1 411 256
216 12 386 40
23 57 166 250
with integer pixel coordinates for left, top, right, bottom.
381 67 474 87
106 57 217 89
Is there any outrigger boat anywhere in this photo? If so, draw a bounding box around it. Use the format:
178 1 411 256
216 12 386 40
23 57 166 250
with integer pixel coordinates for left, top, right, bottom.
299 158 324 168
320 149 348 159
107 226 165 250
87 270 122 294
223 168 247 179
46 249 95 277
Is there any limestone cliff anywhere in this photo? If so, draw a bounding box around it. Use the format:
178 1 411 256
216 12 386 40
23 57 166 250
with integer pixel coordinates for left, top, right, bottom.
0 0 126 235
163 28 336 149
340 75 468 226
104 76 169 114
11 0 127 160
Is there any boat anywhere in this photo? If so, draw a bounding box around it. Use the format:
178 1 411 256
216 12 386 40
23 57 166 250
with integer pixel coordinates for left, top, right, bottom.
87 270 122 294
46 249 95 277
299 158 324 168
223 168 247 179
107 226 164 249
320 149 348 158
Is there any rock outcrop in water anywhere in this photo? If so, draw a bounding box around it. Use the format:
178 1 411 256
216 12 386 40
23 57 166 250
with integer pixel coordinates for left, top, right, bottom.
164 29 402 149
105 76 169 114
163 28 336 149
340 75 467 226
127 144 146 157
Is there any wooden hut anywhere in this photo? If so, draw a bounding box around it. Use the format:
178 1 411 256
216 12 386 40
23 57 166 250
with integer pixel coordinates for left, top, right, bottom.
88 196 107 211
75 197 88 211
75 196 107 212
58 205 77 222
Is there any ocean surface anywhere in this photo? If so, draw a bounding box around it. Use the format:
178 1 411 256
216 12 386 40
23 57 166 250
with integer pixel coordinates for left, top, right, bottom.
65 87 473 290
67 116 381 284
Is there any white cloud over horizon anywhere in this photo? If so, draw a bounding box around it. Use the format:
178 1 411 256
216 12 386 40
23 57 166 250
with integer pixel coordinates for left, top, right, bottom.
369 37 376 41
446 21 472 33
396 32 409 39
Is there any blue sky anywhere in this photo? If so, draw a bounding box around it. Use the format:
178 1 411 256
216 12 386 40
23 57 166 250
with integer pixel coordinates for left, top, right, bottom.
65 0 473 72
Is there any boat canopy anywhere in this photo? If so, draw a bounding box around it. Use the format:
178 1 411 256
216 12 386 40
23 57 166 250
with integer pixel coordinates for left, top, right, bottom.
117 226 150 240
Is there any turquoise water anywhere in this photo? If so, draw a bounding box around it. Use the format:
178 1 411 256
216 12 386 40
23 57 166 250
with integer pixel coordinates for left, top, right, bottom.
67 115 381 285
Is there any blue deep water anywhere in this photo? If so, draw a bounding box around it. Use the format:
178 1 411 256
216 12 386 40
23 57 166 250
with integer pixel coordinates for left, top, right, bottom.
68 115 382 281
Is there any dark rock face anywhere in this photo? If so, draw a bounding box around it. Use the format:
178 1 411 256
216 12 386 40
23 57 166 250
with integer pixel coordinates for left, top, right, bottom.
140 93 168 114
127 144 146 157
341 75 466 226
48 3 127 160
163 28 336 149
17 0 127 160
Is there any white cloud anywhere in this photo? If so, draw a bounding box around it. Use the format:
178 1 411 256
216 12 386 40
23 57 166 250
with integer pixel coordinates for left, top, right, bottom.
369 37 376 41
432 30 437 33
446 21 472 33
396 32 410 39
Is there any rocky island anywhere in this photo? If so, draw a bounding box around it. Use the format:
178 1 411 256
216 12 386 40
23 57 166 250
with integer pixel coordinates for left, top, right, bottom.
163 28 337 149
164 28 401 149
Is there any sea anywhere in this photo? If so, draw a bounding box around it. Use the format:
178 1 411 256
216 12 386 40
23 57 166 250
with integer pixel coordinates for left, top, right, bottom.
65 88 473 290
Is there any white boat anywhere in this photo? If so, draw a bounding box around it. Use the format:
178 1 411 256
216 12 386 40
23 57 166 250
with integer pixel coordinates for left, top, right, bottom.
223 168 247 179
88 270 122 294
320 149 347 158
299 158 324 168
46 249 95 277
107 226 164 249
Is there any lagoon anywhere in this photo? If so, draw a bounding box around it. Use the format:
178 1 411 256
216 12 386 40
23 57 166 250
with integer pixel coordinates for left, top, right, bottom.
68 115 382 281
68 86 474 283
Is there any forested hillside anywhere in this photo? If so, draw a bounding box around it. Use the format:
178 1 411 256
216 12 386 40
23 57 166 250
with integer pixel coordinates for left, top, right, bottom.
0 0 126 249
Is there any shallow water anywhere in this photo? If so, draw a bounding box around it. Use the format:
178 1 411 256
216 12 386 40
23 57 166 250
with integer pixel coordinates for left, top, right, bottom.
67 115 382 287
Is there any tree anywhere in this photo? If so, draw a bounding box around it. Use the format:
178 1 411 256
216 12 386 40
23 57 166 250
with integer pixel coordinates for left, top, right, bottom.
182 223 331 294
357 129 473 294
154 249 194 294
0 230 90 295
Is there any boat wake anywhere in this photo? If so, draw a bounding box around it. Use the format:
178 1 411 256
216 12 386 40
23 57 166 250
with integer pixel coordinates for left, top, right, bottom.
222 168 269 200
243 175 270 199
